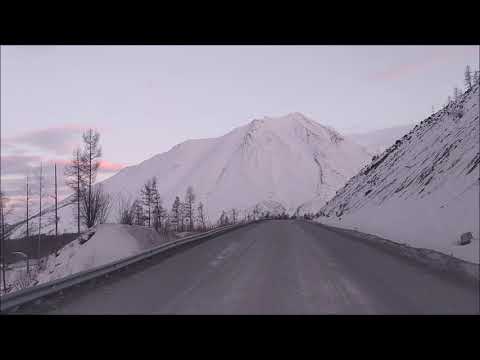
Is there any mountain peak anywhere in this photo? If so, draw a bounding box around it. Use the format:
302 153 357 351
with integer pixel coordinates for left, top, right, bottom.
262 112 309 122
244 112 346 147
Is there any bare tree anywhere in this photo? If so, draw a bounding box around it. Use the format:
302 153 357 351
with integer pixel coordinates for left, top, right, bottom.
197 202 206 231
65 148 86 234
80 185 111 227
231 208 238 224
253 204 261 221
1 191 14 292
474 70 480 86
80 129 102 228
26 175 31 254
185 186 195 231
117 194 135 225
37 162 45 260
133 199 144 226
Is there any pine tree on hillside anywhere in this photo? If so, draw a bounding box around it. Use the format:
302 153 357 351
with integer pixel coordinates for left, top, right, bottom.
454 87 461 101
178 201 186 232
150 177 164 232
464 65 472 90
184 186 195 231
141 178 154 227
219 210 226 226
231 208 238 224
171 196 181 231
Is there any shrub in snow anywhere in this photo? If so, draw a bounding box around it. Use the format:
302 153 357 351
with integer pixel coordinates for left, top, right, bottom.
78 229 96 245
12 270 37 291
459 232 473 245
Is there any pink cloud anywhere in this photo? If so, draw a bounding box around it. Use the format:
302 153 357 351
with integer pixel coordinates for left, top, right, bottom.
45 158 124 172
98 160 125 172
370 50 457 82
3 124 109 157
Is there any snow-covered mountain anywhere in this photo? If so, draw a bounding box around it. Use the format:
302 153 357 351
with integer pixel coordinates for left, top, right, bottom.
319 85 480 263
346 124 417 155
102 112 370 220
11 112 370 237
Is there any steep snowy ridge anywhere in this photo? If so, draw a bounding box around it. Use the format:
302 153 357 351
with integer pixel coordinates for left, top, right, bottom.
10 113 370 237
319 85 480 263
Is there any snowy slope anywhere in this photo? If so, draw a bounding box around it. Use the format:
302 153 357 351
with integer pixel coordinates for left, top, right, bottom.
11 113 370 237
319 85 480 263
347 124 417 155
35 224 171 285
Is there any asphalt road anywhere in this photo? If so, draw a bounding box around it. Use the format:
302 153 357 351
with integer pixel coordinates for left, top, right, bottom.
21 220 479 314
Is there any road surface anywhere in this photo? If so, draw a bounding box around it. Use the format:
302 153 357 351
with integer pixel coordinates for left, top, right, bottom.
18 220 479 314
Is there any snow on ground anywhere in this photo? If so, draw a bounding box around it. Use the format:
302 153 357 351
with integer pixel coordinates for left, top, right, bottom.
319 85 480 264
35 224 174 285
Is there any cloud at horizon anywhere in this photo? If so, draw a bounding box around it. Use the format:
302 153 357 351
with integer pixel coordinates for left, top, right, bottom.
4 124 97 155
1 125 126 214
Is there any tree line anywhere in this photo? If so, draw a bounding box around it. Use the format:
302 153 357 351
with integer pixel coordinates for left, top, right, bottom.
116 181 208 234
438 65 479 113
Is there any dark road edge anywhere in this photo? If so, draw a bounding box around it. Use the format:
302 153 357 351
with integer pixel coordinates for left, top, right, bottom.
310 220 479 286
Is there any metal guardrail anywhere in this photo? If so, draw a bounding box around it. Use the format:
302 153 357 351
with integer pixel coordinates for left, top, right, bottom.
0 221 258 313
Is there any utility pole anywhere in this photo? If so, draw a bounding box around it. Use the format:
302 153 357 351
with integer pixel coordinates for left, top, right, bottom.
1 196 6 292
77 150 80 235
26 176 30 256
55 163 58 238
37 162 42 261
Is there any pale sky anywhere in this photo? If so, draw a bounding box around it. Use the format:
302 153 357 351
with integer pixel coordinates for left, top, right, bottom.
1 45 479 212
